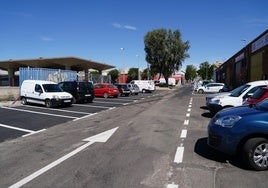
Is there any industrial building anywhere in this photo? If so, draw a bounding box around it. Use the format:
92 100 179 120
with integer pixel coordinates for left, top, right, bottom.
215 29 268 90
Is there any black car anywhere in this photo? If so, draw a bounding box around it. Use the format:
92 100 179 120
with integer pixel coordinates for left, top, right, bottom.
58 81 94 103
114 83 131 96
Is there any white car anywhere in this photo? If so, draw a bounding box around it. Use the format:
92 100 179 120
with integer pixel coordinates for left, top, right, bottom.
207 80 268 114
20 80 73 108
196 83 225 94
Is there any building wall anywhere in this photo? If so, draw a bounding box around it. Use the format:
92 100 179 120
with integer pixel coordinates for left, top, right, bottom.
216 30 268 89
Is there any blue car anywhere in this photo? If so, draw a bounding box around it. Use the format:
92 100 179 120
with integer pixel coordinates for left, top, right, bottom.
207 99 268 170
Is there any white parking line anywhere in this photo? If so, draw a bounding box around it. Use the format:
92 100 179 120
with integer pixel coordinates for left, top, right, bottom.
73 104 110 109
92 101 125 105
21 105 90 115
0 106 77 119
0 123 46 136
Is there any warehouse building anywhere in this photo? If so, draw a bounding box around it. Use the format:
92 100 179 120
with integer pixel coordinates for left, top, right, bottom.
215 29 268 90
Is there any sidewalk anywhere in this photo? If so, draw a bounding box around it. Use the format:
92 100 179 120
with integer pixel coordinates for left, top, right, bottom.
0 100 21 107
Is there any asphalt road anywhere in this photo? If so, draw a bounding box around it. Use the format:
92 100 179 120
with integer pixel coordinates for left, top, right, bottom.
0 85 268 188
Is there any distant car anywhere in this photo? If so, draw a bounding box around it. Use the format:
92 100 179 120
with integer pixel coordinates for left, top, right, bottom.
193 80 212 91
243 86 268 105
196 83 225 94
115 83 131 96
207 98 268 171
94 83 119 98
126 83 139 95
58 81 94 103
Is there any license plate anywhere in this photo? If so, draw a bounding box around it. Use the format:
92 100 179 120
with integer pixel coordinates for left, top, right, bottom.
64 100 71 103
85 94 91 97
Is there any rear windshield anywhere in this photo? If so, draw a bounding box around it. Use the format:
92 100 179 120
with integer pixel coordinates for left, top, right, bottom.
79 82 93 89
43 84 62 92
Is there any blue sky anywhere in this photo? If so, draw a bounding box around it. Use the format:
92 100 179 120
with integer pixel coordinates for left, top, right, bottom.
1 0 267 71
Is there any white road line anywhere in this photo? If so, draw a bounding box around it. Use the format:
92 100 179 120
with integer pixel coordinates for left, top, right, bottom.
186 113 190 117
183 119 189 125
180 129 187 138
0 106 77 119
188 104 192 108
167 183 179 188
174 146 184 163
73 113 97 121
187 108 191 112
73 104 110 109
0 123 45 135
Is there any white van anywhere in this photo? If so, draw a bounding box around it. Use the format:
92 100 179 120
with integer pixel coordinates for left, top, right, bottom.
207 80 268 113
130 80 155 93
20 80 73 108
159 78 176 86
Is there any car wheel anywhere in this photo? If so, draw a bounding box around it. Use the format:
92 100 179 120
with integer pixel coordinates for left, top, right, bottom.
103 93 108 98
198 89 204 94
21 97 27 105
45 99 52 108
142 89 146 93
243 137 268 171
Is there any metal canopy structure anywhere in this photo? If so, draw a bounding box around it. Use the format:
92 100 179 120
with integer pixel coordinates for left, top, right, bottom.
0 56 115 72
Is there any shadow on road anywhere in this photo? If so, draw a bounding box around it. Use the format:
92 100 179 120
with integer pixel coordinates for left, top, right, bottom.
194 137 250 170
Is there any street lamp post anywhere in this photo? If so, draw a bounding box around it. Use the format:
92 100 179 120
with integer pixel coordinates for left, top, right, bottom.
120 48 125 83
136 54 140 80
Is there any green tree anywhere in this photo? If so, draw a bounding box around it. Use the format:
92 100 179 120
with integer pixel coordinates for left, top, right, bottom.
127 68 138 82
197 61 214 80
185 65 197 81
144 28 190 84
108 69 119 84
141 68 150 80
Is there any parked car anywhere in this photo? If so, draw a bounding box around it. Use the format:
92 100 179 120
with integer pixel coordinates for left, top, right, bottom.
126 83 139 95
58 81 94 103
243 86 268 105
130 80 155 93
114 83 131 96
193 80 212 91
20 80 73 108
207 98 268 171
94 83 119 98
206 80 268 114
196 83 225 94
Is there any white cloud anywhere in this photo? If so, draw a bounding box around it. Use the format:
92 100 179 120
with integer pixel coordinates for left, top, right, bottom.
112 22 137 31
40 36 54 41
245 17 268 27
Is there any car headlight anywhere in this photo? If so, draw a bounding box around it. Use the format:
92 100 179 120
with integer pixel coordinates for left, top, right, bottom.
214 115 242 128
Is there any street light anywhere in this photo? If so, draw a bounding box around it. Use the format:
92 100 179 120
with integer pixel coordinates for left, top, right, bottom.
120 48 125 83
136 54 140 80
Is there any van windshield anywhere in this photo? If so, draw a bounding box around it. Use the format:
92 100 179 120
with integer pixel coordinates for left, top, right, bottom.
43 84 63 92
230 84 250 97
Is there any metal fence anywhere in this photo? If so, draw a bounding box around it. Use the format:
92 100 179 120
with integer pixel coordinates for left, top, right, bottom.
19 67 78 86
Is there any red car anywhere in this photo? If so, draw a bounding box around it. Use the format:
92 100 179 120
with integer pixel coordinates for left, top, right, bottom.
94 83 119 98
243 86 268 105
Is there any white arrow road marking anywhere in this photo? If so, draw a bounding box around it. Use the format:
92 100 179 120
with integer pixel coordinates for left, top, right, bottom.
9 127 119 188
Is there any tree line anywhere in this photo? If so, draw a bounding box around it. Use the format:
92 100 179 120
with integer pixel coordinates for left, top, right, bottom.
103 28 215 84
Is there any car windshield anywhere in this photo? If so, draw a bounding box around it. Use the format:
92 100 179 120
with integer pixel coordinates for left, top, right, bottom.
250 88 266 99
230 84 250 97
43 84 63 92
255 98 268 111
